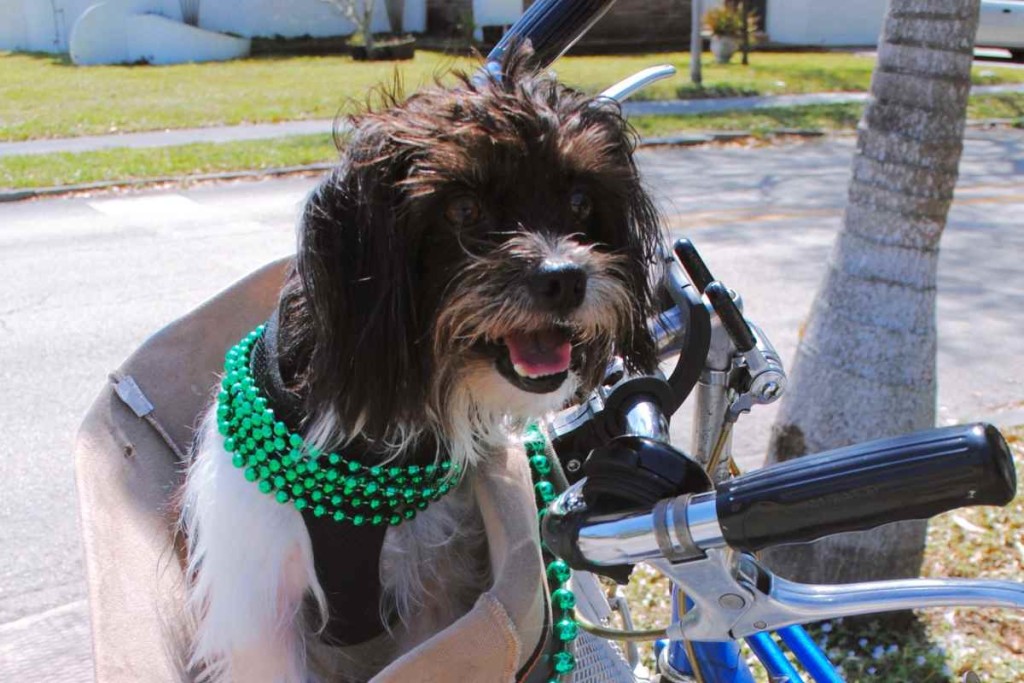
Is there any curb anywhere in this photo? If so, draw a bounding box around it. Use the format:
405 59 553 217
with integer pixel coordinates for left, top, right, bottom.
642 131 747 146
966 117 1023 128
0 162 336 203
641 129 827 147
0 130 837 204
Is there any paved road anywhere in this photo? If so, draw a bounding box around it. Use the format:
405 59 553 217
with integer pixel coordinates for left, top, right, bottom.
2 132 1023 679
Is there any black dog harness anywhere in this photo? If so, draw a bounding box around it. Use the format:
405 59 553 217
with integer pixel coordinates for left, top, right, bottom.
249 315 556 680
250 313 395 645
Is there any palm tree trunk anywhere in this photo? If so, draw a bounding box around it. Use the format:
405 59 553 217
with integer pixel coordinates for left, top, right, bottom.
762 0 981 584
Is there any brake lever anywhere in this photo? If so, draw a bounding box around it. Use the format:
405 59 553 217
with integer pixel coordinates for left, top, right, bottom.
654 550 1024 642
676 238 786 423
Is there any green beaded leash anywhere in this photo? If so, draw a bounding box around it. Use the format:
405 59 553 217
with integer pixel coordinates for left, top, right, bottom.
218 325 461 527
525 423 579 681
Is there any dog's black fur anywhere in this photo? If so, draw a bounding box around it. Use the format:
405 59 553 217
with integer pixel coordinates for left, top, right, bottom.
274 49 662 450
183 48 667 682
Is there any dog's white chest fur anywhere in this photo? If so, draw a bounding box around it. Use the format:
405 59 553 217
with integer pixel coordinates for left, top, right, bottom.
181 407 500 682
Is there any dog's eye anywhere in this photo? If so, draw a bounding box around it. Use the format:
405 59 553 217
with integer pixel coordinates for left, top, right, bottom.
444 195 481 227
570 190 592 222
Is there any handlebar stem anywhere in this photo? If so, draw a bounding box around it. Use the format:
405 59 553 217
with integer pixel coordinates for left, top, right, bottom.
691 369 733 481
650 304 688 360
622 398 670 441
691 295 739 480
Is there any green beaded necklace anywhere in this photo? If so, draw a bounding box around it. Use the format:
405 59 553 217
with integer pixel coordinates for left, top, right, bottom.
218 325 461 526
525 424 579 681
221 327 576 677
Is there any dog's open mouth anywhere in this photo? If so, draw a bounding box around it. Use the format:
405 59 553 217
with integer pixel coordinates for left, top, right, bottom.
493 326 573 394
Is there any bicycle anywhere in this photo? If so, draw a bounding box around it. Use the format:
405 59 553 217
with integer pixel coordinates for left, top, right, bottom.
484 2 1024 681
537 237 1020 683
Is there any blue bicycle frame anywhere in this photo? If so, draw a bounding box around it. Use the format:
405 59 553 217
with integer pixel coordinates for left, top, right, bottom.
651 592 841 683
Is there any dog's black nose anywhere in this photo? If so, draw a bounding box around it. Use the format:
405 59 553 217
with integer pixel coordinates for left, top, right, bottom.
528 261 587 313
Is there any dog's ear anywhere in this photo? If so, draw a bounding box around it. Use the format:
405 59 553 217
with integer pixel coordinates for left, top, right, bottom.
619 178 662 376
552 90 664 378
296 138 427 439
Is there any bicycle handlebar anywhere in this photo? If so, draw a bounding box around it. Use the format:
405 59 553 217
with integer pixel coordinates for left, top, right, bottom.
717 423 1017 552
550 423 1017 568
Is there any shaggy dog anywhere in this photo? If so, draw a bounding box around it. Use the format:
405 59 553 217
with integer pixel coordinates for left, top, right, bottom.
180 50 662 682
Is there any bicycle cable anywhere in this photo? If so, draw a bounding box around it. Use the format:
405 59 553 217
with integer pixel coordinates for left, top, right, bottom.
680 594 708 683
573 611 667 642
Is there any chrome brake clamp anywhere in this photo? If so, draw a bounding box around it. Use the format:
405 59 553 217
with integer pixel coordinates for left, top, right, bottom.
652 549 762 642
726 321 787 422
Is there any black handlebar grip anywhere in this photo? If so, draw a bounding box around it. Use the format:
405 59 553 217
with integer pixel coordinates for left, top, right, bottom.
716 423 1017 553
674 238 715 293
486 0 618 70
704 281 756 353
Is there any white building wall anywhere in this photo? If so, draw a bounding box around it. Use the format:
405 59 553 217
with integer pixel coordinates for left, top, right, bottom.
55 0 102 49
0 0 30 51
0 0 62 52
195 0 426 38
472 0 521 29
0 0 102 52
766 0 888 46
70 1 250 65
0 0 426 54
471 0 522 40
199 0 392 38
403 1 426 37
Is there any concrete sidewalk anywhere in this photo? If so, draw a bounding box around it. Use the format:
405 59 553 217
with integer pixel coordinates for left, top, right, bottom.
4 83 1023 159
642 82 1024 118
0 118 340 158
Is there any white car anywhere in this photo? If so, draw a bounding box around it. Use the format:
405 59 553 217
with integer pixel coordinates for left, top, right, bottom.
978 0 1024 61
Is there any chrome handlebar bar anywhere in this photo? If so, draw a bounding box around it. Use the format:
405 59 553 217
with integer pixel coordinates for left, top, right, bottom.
548 482 1024 642
553 484 723 567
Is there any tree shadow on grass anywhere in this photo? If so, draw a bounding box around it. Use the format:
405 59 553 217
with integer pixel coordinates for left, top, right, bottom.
803 614 953 682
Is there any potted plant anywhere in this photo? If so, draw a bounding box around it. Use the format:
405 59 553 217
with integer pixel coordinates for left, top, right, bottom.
703 2 755 64
348 33 416 61
318 0 416 61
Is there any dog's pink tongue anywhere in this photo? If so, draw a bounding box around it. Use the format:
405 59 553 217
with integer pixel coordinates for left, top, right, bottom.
504 329 572 378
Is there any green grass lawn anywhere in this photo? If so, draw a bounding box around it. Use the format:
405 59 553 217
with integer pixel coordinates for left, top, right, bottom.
4 92 1022 191
0 134 338 189
3 49 1024 142
631 92 1024 138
